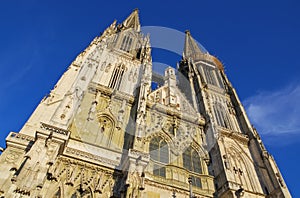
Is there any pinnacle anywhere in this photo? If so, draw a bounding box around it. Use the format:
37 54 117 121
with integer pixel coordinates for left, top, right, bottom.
183 30 208 60
122 9 141 31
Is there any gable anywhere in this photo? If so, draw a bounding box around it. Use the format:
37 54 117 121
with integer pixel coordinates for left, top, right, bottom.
148 85 198 117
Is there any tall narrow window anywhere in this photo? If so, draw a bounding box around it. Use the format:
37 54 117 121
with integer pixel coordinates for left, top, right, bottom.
150 136 169 177
202 66 218 86
183 146 203 188
120 35 128 51
135 42 142 59
183 147 192 171
183 147 202 174
120 35 133 52
108 64 125 90
215 71 225 89
214 103 233 130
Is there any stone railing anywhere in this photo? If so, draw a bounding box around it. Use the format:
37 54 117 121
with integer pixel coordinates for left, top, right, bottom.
146 162 215 195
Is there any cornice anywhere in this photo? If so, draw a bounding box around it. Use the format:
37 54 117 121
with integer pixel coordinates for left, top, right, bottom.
40 122 69 136
218 127 249 145
89 83 135 104
64 147 120 167
5 132 34 150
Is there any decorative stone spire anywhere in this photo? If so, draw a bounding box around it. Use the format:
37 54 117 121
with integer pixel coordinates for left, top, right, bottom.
183 30 224 70
164 66 176 88
183 30 208 60
122 8 141 31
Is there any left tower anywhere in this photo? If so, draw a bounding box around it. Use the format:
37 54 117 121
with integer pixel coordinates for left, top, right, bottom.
0 9 152 197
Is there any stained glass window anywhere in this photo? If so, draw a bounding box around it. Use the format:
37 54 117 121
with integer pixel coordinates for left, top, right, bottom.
183 146 202 174
183 146 203 188
150 137 169 177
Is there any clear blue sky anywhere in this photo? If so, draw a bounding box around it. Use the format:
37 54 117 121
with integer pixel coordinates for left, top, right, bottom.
0 0 299 196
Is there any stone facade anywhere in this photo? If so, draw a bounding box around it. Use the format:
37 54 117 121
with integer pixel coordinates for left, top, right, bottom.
0 9 291 198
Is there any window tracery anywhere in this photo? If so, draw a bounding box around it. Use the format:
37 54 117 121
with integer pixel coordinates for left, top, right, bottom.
213 103 233 130
120 35 133 52
108 64 125 90
183 146 203 188
202 66 218 86
183 146 202 174
149 136 169 177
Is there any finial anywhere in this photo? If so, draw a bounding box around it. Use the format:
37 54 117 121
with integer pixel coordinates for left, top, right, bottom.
133 8 139 12
185 30 191 35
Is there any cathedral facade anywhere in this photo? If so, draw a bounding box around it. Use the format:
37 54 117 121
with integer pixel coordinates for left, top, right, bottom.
0 10 291 198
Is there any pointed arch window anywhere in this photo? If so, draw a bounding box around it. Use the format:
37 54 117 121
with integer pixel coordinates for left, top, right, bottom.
200 64 225 88
183 147 202 174
213 103 233 130
108 64 125 90
202 66 218 86
149 136 169 177
183 146 203 188
120 35 133 52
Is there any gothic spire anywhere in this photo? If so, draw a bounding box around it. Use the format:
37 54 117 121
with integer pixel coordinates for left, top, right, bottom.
183 31 224 70
122 8 141 32
183 30 208 60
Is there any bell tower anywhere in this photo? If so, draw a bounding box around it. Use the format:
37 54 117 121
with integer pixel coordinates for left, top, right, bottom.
0 9 153 198
178 31 291 198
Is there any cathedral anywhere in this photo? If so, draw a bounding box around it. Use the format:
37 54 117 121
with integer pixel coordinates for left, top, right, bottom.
0 9 291 198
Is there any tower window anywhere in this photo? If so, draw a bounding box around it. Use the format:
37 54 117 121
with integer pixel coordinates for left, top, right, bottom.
108 64 125 90
213 103 233 130
215 71 225 89
150 136 169 177
135 43 142 59
202 66 218 86
120 35 133 52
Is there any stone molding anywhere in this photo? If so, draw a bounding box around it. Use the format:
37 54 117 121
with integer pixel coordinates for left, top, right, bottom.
218 127 249 145
64 147 120 167
40 122 69 136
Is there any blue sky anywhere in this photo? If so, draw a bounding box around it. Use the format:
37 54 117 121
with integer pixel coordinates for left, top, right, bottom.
0 0 299 196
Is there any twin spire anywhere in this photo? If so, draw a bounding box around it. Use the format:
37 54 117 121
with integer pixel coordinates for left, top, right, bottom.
108 10 222 68
120 9 206 58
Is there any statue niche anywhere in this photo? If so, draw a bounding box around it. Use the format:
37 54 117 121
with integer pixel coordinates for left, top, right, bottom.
95 113 116 148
